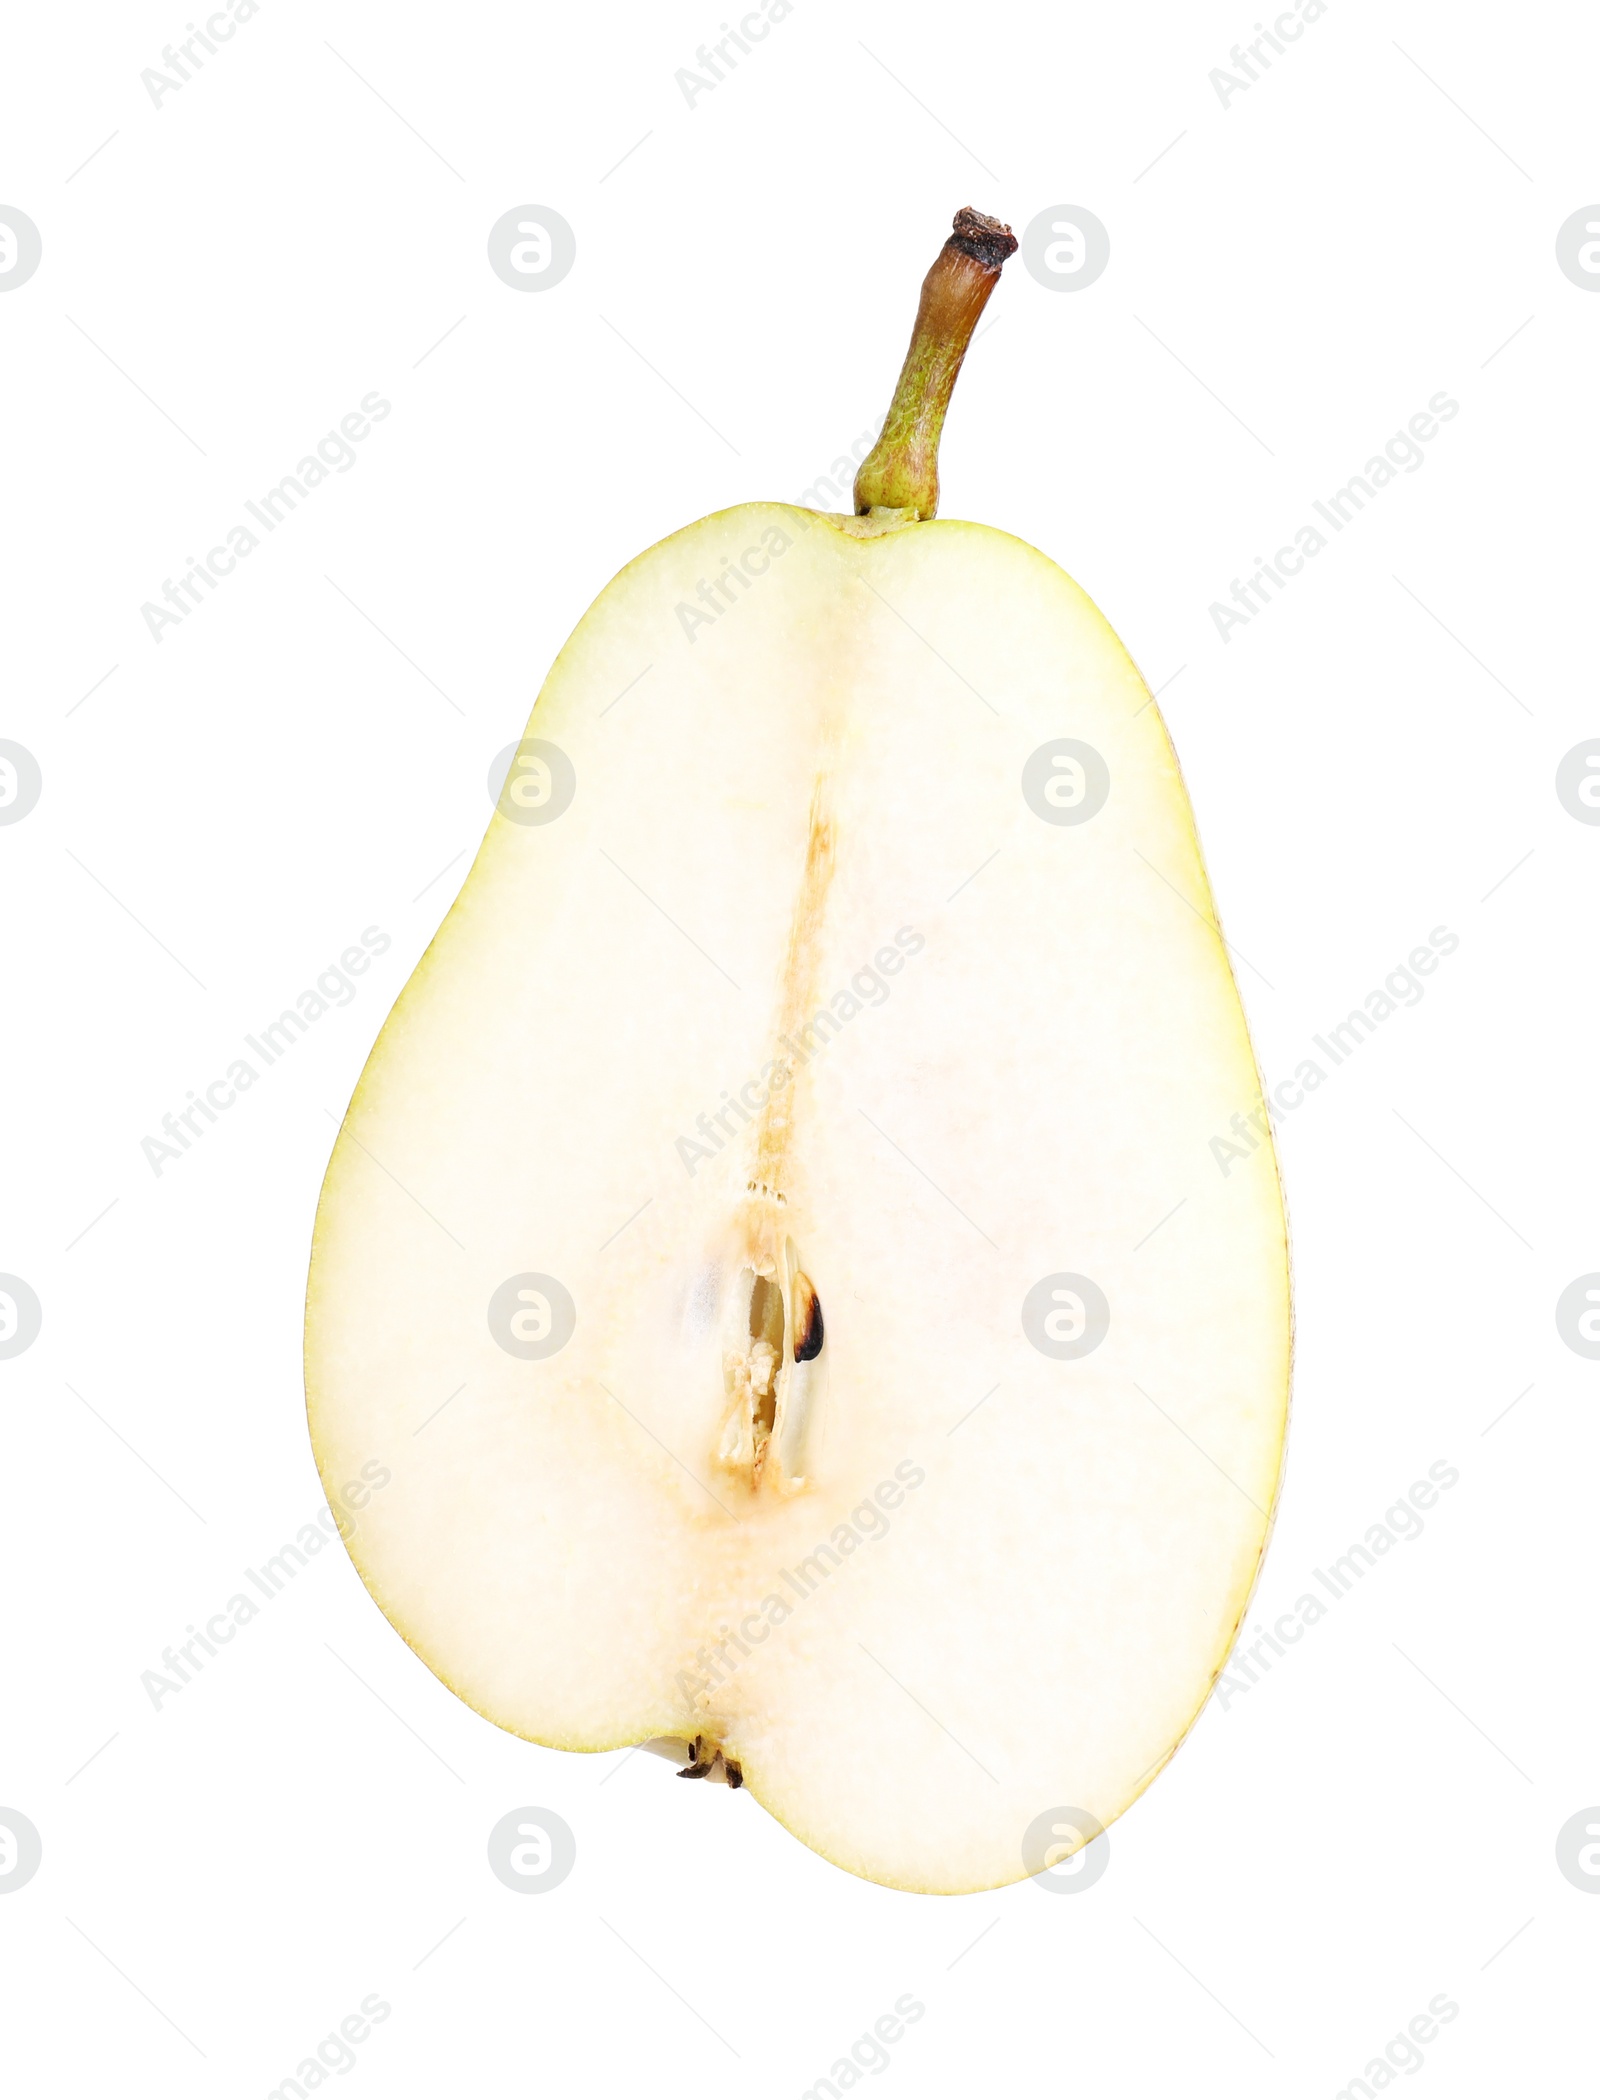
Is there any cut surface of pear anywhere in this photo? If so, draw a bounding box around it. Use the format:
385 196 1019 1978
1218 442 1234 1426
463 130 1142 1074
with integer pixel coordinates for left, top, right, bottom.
306 499 1290 1895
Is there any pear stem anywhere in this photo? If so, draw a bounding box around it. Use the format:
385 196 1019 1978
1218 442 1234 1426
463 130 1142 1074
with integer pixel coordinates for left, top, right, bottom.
852 208 1017 521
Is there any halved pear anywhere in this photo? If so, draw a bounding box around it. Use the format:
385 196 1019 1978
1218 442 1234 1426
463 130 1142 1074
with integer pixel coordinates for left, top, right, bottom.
305 211 1289 1894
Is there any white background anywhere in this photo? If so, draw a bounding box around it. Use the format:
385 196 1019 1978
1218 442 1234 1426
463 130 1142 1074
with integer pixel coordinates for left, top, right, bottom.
3 0 1597 2093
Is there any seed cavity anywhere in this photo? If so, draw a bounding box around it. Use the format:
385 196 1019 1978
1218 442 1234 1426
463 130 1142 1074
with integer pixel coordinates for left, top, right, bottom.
712 1239 826 1492
747 1270 784 1452
716 1262 784 1479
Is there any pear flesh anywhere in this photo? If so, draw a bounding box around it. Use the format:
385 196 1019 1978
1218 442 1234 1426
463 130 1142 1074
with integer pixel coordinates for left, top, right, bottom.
305 503 1290 1894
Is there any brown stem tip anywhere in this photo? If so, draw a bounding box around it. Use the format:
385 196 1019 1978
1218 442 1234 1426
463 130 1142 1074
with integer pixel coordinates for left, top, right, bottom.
945 206 1020 272
852 207 1016 521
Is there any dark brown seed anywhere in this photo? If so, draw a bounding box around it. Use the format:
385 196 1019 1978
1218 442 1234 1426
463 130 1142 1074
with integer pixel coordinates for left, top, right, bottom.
793 1273 824 1362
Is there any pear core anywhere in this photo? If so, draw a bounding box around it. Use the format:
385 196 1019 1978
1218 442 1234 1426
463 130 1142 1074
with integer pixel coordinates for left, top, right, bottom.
305 503 1290 1894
